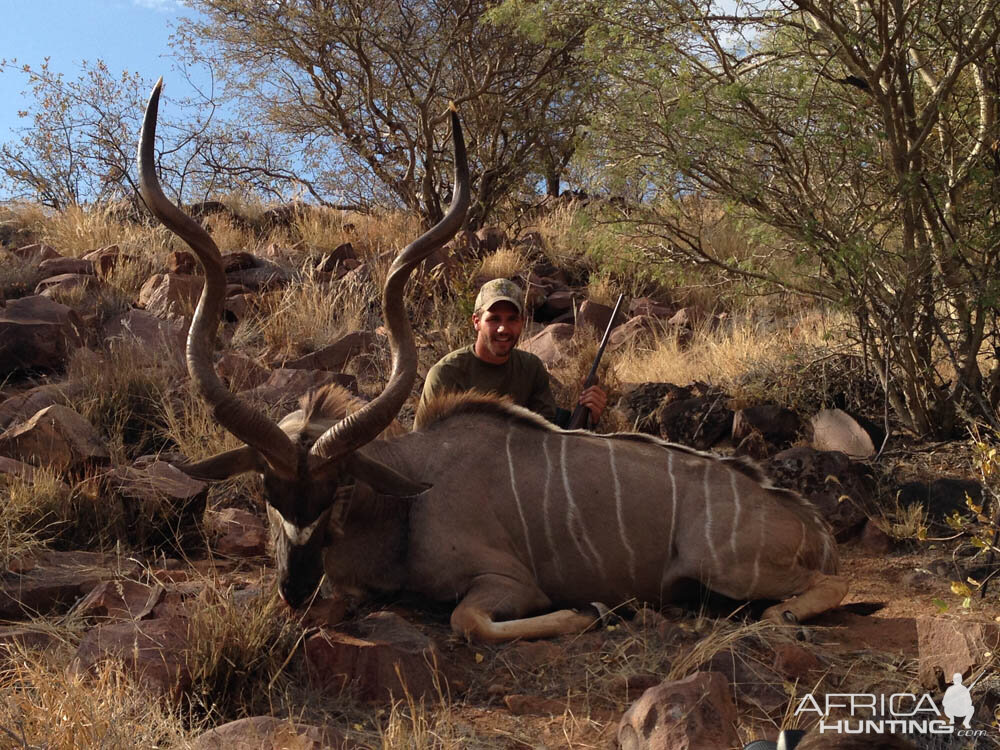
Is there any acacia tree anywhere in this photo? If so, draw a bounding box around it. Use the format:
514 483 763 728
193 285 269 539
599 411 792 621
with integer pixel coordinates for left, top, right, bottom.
176 0 592 226
572 0 1000 436
0 58 242 210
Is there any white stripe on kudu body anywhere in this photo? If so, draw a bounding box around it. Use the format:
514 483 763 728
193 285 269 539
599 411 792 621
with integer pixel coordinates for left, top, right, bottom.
560 436 606 580
506 425 537 579
703 462 720 570
607 440 637 585
729 472 742 557
540 433 564 583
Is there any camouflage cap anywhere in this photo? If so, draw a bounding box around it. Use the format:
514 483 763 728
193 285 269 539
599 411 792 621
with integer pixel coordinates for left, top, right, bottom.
474 278 524 315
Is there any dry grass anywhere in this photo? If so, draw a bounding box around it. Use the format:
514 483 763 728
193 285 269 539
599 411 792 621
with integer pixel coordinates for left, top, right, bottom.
65 342 178 464
231 268 369 360
0 250 43 301
478 248 527 282
0 468 72 570
0 647 196 750
613 308 852 405
184 583 302 722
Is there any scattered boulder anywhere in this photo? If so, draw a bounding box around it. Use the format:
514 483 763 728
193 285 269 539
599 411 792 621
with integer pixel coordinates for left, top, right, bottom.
810 408 876 457
771 642 822 681
206 507 268 558
732 405 801 446
189 716 354 750
216 352 270 391
916 618 1000 690
10 243 60 263
104 460 208 548
608 315 662 350
617 671 739 750
241 368 359 411
139 273 204 320
519 323 576 369
0 381 83 429
766 447 873 540
74 580 164 621
283 331 377 372
577 298 626 334
657 396 733 450
70 617 191 699
537 290 575 322
617 382 689 433
82 245 126 279
0 626 58 652
102 308 187 355
38 257 95 277
313 242 358 272
0 295 85 374
858 519 894 554
0 550 138 620
475 226 507 254
35 272 100 297
167 250 197 274
629 297 673 319
223 253 292 291
0 404 108 473
302 611 451 701
0 455 55 484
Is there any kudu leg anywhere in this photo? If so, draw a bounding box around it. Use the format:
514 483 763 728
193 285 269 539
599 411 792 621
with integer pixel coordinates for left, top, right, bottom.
450 574 599 643
761 572 848 624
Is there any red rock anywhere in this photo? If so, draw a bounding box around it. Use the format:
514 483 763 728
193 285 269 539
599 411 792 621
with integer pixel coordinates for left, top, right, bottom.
577 299 625 334
520 323 576 369
475 226 507 253
858 520 894 554
189 716 354 750
70 617 191 699
302 612 449 701
772 643 822 680
0 295 85 374
283 331 377 372
504 693 567 716
81 245 125 279
917 617 1000 689
10 243 60 263
206 507 268 558
74 580 164 621
617 671 739 750
240 368 358 410
0 404 108 472
35 272 100 297
166 250 197 274
138 273 204 320
101 308 186 355
216 352 270 390
0 382 83 429
38 257 95 276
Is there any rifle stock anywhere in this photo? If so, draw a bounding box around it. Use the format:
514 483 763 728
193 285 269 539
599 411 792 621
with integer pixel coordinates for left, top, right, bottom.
567 293 625 430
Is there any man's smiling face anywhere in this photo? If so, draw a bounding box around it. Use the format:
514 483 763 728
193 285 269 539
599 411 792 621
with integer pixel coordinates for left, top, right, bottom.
473 301 523 364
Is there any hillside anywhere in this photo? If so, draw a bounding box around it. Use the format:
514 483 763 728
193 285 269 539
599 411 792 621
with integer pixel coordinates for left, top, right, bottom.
1 199 999 749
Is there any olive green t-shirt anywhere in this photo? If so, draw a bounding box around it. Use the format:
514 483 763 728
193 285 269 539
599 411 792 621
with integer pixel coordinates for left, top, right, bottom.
419 345 558 421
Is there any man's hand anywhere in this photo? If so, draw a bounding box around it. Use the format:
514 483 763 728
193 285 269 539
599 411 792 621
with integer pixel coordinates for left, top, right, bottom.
578 384 607 425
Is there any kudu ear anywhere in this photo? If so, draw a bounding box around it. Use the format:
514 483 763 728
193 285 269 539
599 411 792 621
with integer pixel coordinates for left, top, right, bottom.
342 453 431 497
175 446 265 480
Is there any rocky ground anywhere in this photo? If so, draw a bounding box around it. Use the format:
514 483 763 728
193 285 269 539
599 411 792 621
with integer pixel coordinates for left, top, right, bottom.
3 215 1000 749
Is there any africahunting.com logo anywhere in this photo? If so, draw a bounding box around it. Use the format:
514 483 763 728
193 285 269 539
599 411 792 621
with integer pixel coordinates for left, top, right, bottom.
794 673 987 739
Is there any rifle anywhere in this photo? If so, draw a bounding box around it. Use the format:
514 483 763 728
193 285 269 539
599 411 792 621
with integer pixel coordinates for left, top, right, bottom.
567 293 625 430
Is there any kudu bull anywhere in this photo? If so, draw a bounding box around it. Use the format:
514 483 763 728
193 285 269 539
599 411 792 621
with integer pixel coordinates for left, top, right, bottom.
139 79 847 643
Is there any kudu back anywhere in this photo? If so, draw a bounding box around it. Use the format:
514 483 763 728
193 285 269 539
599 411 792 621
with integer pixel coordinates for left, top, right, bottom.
139 79 846 643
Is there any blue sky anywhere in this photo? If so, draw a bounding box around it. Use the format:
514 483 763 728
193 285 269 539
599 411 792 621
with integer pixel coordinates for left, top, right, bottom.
1 0 193 149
